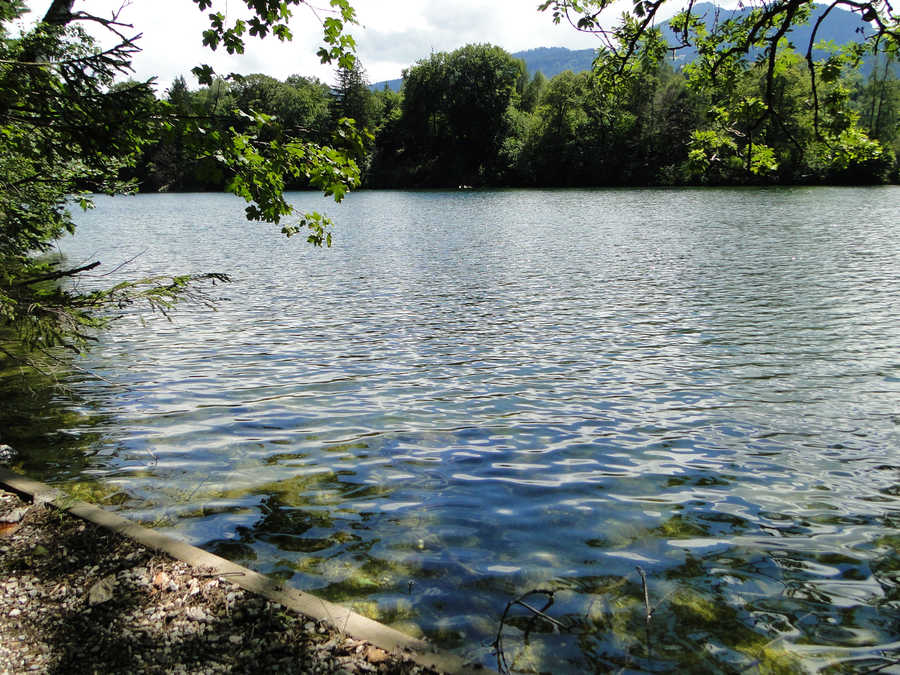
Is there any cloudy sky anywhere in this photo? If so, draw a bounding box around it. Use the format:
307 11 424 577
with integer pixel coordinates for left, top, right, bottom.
21 0 623 91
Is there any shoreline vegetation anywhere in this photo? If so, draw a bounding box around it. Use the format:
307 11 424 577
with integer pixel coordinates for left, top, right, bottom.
135 47 900 192
131 7 900 194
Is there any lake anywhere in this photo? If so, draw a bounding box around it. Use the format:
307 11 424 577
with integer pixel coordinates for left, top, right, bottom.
6 187 900 672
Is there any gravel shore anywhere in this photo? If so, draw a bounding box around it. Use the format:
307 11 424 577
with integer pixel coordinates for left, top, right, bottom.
0 487 443 674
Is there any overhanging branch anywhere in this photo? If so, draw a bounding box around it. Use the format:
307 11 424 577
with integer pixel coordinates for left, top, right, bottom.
14 261 101 287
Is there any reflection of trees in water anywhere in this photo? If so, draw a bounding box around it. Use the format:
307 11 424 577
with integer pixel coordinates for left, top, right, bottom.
0 353 110 480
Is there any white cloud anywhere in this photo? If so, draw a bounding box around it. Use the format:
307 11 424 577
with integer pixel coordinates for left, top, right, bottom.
23 0 609 89
353 0 604 81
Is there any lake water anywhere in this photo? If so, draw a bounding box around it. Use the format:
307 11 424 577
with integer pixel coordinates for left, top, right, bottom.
7 187 900 671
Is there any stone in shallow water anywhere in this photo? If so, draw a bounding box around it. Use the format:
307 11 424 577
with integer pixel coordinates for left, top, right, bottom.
0 445 16 463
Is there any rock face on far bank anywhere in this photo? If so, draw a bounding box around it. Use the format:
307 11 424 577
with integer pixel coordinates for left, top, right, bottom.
0 487 441 674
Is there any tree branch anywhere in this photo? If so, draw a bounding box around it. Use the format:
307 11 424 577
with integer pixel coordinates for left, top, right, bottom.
14 261 101 287
806 1 841 138
0 38 142 71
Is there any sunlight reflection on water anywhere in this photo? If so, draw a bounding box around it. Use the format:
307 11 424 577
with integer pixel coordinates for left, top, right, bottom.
17 187 896 671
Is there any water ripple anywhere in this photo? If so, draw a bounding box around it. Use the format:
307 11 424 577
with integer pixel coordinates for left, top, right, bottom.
28 187 898 671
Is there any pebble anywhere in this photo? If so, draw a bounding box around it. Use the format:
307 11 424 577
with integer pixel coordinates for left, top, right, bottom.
186 606 211 622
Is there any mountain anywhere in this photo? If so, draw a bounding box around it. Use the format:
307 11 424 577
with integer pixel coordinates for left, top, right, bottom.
369 47 595 92
658 2 877 68
370 3 882 91
509 46 596 80
370 77 403 92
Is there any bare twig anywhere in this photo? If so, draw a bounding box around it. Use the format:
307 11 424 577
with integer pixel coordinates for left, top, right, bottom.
806 1 841 138
37 347 118 386
636 566 652 624
98 251 148 277
0 346 62 384
515 598 568 630
492 589 570 674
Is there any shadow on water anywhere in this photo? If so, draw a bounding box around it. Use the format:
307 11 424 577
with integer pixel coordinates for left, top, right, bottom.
0 350 115 483
196 471 429 634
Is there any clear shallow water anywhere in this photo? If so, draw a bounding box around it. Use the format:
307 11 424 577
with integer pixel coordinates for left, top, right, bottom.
9 187 900 671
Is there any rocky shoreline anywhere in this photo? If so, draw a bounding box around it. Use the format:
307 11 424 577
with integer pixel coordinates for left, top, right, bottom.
0 487 444 674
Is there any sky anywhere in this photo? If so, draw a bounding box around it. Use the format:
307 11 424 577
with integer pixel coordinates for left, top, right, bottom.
21 0 619 92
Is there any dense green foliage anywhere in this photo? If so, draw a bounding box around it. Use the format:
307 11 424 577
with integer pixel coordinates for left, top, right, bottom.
2 0 899 370
535 0 899 184
139 6 898 190
0 0 362 366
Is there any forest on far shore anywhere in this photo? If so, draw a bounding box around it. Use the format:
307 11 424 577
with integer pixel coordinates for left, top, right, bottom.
135 38 899 192
4 0 898 374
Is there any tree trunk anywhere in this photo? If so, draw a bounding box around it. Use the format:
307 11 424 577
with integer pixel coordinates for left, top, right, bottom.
42 0 76 26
